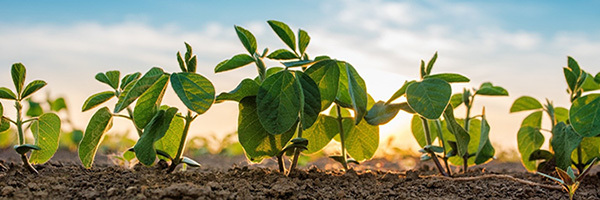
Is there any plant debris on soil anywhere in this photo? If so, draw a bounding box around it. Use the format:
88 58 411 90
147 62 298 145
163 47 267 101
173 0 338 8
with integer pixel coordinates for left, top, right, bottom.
1 149 599 199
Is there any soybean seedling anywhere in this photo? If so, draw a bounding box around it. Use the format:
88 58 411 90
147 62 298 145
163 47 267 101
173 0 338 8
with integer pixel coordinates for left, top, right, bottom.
537 158 597 200
0 63 61 174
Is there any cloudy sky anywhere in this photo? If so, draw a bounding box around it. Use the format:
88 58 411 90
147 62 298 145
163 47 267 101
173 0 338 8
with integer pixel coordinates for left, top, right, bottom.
1 0 599 152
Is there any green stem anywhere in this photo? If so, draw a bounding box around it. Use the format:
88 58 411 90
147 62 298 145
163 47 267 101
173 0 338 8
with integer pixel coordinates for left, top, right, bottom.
15 101 38 174
335 104 348 170
256 58 267 82
576 145 583 172
167 110 194 173
277 154 286 173
288 122 303 174
420 116 448 176
434 120 452 176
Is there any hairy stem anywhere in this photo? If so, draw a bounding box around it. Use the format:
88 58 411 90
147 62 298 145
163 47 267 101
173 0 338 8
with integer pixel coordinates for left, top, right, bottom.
336 104 348 170
168 110 194 173
421 116 448 177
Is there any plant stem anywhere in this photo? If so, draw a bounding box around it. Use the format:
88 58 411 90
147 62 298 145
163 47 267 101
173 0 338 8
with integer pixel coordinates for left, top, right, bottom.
167 110 194 173
277 154 286 173
576 145 583 172
335 104 348 170
288 122 303 174
15 101 38 174
462 96 474 173
434 120 452 176
420 116 448 176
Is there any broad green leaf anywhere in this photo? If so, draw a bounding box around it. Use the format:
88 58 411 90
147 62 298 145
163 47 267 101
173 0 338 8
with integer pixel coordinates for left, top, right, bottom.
551 122 583 170
21 80 46 99
234 25 257 54
95 71 120 89
563 67 577 92
295 71 321 130
517 126 544 171
571 137 600 165
424 73 470 83
476 82 508 96
329 105 352 118
133 75 169 128
0 118 9 132
580 73 600 92
267 20 296 51
177 51 187 72
595 72 600 83
510 96 542 113
305 59 340 110
256 70 301 134
170 72 215 114
440 118 484 166
26 100 43 117
155 116 184 158
50 97 67 112
443 106 470 158
570 94 600 137
79 107 113 168
214 54 255 73
29 113 61 164
134 107 178 166
386 80 416 104
11 63 26 96
120 72 141 90
82 91 115 112
425 52 437 75
365 101 402 125
410 115 438 148
474 113 494 164
187 55 197 73
521 111 543 128
267 49 298 60
298 29 310 56
14 144 41 155
302 115 338 154
114 67 164 113
238 96 295 162
450 93 463 108
216 78 259 103
529 149 553 161
345 63 368 124
567 56 582 78
345 118 379 161
554 107 569 124
406 78 452 119
0 87 16 100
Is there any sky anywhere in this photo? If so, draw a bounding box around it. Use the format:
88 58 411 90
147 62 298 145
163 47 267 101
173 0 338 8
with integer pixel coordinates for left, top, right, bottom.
1 0 599 153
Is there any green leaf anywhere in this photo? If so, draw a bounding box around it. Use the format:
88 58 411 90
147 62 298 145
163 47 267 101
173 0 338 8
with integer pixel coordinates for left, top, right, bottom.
187 55 197 73
133 75 169 128
580 73 600 92
11 63 26 96
134 107 178 166
216 78 259 103
29 113 61 164
0 118 10 132
170 72 215 115
281 60 316 68
14 144 41 155
302 115 338 154
82 91 116 112
182 157 201 167
570 94 600 137
567 56 582 78
595 72 600 83
267 20 296 51
425 52 438 75
406 78 452 119
386 80 415 104
554 107 569 124
517 126 544 171
298 29 310 56
424 73 470 83
450 93 463 108
410 115 438 148
155 116 184 158
0 102 3 117
238 96 295 162
295 71 321 129
79 107 113 168
476 82 508 96
120 72 141 90
256 70 301 134
95 71 120 89
214 54 255 73
365 101 402 125
114 67 164 113
521 111 543 128
305 59 340 110
50 97 67 112
529 149 553 161
345 118 379 161
329 105 352 118
571 137 600 166
443 105 470 158
0 87 16 100
267 49 298 60
474 112 495 164
26 100 43 117
551 122 583 170
21 80 46 99
234 25 257 54
564 67 577 93
510 96 543 113
177 51 187 72
345 63 368 124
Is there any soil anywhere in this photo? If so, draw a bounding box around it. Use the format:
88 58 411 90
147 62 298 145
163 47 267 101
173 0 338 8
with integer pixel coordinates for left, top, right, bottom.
1 149 599 199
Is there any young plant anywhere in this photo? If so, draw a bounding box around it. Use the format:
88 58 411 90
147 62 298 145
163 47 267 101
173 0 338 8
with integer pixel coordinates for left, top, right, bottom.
512 56 600 173
537 158 597 200
79 43 215 172
0 63 61 174
215 20 380 173
26 94 83 151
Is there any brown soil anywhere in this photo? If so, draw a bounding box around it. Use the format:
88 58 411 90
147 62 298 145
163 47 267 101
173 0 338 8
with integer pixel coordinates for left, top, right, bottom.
1 149 599 199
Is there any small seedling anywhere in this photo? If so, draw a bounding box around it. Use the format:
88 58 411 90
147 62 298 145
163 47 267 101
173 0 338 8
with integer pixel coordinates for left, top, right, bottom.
537 158 597 200
0 63 61 174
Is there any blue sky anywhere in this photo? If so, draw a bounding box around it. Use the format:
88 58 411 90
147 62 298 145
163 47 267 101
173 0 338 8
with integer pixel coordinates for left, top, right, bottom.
1 0 599 152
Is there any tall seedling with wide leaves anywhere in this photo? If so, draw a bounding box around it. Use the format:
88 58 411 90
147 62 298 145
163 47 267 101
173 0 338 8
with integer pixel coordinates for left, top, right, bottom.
79 43 215 172
0 63 61 174
512 56 600 173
